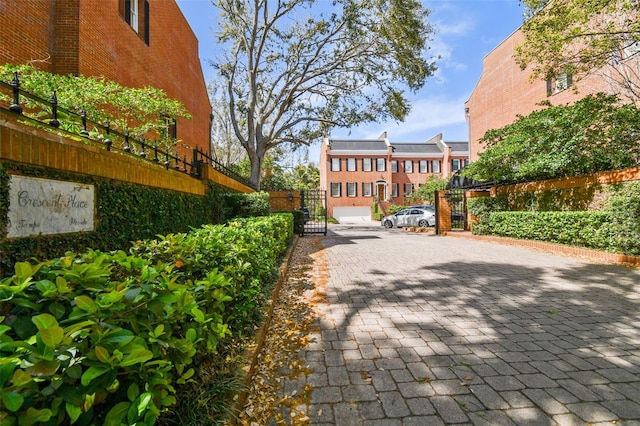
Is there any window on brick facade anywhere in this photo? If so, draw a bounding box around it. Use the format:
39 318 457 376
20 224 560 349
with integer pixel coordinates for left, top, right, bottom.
404 183 414 196
330 182 341 197
347 182 357 197
331 158 341 171
391 183 399 197
163 116 177 139
362 158 372 171
452 159 461 172
464 159 470 167
546 73 572 96
404 160 413 173
376 158 386 171
432 160 441 173
120 0 150 45
391 160 398 173
362 182 372 197
419 160 428 173
347 158 356 171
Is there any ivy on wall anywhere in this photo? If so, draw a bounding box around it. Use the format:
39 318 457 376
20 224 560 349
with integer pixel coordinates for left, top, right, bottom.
0 162 233 275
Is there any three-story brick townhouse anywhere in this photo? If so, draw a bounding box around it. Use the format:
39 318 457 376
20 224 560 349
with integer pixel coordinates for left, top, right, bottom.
0 0 211 154
319 133 469 223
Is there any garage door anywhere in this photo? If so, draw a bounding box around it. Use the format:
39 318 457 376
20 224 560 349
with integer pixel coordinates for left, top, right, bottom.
333 206 371 223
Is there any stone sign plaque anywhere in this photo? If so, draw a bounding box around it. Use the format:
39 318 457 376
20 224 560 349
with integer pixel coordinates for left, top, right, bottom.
7 175 95 238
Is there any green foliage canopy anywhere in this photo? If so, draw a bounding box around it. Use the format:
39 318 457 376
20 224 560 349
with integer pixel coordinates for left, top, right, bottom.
212 0 438 188
516 0 640 103
462 93 640 184
1 64 191 149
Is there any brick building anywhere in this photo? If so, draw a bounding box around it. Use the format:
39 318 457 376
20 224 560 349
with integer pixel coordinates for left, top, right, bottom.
319 133 469 223
0 0 210 153
465 27 637 161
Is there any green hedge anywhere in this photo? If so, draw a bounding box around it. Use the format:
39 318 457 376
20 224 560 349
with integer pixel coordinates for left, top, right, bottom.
468 182 640 256
0 214 293 426
0 163 235 276
484 211 614 251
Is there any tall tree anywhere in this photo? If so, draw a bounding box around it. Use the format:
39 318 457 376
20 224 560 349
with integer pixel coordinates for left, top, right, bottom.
212 0 437 189
515 0 640 104
208 81 247 167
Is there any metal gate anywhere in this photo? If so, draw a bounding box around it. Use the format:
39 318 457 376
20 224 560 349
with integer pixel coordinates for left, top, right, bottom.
448 189 467 230
300 189 327 235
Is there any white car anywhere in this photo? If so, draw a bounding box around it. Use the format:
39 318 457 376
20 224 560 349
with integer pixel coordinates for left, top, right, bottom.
382 208 436 228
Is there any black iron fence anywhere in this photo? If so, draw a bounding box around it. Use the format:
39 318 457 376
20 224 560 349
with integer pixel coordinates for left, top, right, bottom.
0 72 256 189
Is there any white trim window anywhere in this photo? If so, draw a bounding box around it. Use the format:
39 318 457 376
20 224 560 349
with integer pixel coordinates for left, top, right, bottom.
330 182 341 197
347 158 357 171
404 183 414 196
376 158 386 171
391 160 398 173
331 158 341 171
362 182 373 197
419 160 428 173
432 160 441 173
362 158 372 171
404 160 413 173
130 0 139 32
391 183 399 197
347 182 357 197
452 159 462 172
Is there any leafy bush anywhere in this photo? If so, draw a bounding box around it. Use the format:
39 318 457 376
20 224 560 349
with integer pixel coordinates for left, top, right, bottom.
463 94 640 184
467 196 508 235
604 182 640 255
482 211 614 251
0 214 293 425
221 191 271 219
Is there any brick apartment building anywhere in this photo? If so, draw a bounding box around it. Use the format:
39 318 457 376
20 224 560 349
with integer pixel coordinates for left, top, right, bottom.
0 0 211 153
465 27 638 161
319 133 469 223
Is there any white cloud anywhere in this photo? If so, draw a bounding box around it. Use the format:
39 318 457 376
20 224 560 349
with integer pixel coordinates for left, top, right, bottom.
331 95 468 142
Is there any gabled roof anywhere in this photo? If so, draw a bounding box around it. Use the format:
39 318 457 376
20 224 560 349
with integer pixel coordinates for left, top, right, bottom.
391 143 442 154
446 142 470 153
329 139 388 151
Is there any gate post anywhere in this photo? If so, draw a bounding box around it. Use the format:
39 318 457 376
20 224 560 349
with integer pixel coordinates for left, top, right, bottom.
434 190 452 235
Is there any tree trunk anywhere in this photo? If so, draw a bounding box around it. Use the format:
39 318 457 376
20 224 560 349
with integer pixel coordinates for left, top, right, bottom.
249 150 262 190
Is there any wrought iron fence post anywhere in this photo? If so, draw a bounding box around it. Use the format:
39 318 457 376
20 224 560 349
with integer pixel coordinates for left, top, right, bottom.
104 120 112 151
153 143 159 162
164 151 170 170
139 136 147 158
80 107 90 137
124 129 131 152
9 71 23 114
49 91 60 127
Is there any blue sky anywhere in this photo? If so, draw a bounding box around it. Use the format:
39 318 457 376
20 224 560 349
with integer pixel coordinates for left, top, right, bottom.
176 0 525 159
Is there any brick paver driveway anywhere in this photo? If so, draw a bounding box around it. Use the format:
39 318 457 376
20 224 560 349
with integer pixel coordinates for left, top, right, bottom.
290 224 640 425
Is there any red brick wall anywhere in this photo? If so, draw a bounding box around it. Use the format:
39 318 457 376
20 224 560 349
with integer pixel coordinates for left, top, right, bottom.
465 29 611 162
0 0 55 72
1 0 210 155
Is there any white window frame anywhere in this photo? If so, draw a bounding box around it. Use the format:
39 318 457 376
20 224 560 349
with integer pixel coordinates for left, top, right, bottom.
432 160 441 173
419 160 428 173
404 183 414 196
130 0 139 32
391 183 399 197
331 158 341 171
391 160 398 173
362 182 372 197
330 182 341 197
452 159 461 172
362 158 372 172
376 158 386 171
347 182 357 197
404 160 413 173
347 158 357 171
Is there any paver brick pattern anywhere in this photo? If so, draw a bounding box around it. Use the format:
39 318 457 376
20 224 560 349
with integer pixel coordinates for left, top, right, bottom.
280 224 640 425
